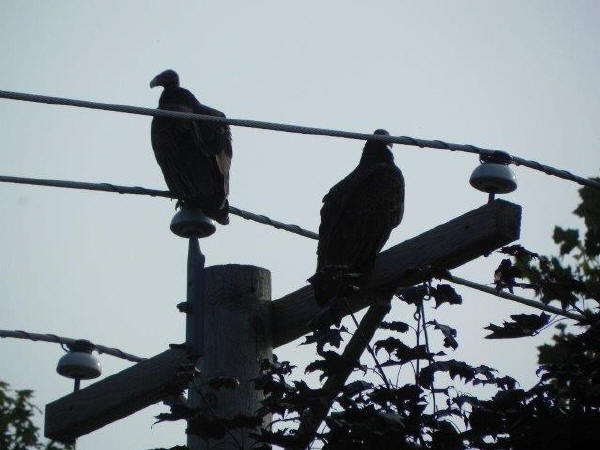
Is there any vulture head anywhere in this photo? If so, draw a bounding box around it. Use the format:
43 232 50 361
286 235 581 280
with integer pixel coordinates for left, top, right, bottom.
150 69 180 89
373 128 392 149
360 128 394 164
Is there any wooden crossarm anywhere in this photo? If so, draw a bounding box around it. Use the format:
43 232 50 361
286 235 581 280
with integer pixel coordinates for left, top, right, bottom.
45 348 196 443
271 200 521 348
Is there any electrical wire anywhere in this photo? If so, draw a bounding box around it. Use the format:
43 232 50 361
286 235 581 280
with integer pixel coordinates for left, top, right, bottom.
0 175 588 323
0 329 145 362
0 174 590 325
441 273 586 322
0 89 598 191
0 174 319 240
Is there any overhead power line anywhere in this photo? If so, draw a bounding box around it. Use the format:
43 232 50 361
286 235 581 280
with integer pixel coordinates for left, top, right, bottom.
0 173 584 323
0 329 144 363
0 89 598 191
441 273 586 322
0 174 319 240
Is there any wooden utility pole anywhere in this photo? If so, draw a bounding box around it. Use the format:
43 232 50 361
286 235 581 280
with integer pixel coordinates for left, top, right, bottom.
186 259 272 449
44 199 521 449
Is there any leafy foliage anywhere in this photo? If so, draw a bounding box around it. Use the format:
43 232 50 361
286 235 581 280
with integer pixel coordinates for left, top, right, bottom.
574 180 600 257
494 258 522 292
380 321 410 333
301 325 348 356
207 376 240 391
429 284 462 308
428 320 458 349
503 182 600 312
484 313 551 339
0 381 73 450
305 350 366 382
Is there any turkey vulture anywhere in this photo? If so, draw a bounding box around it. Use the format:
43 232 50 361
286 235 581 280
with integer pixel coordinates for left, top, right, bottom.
150 69 232 224
309 129 405 305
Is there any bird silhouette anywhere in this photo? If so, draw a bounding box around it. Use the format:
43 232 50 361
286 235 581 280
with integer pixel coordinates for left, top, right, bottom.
309 129 404 305
150 69 232 224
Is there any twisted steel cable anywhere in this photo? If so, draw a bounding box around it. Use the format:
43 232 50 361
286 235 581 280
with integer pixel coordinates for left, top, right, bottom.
0 174 319 240
0 329 144 363
0 89 598 191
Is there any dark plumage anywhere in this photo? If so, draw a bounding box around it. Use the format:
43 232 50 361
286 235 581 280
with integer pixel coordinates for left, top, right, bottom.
150 69 232 224
309 129 405 305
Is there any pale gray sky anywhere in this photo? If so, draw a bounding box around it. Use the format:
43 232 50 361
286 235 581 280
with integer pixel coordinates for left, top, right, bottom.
1 1 599 449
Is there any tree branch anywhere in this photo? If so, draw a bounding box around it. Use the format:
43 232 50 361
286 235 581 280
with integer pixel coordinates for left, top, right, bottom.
290 296 392 449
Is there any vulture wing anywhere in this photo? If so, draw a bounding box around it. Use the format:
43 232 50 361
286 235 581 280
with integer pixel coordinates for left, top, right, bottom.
317 163 404 271
151 88 232 223
312 163 404 304
189 97 232 199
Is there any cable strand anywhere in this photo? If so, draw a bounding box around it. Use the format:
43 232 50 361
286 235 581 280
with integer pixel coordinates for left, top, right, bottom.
1 172 589 323
0 329 144 362
0 89 598 191
0 174 319 240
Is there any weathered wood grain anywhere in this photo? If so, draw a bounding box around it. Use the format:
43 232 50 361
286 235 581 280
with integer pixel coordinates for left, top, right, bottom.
271 199 521 347
189 264 272 450
45 348 195 443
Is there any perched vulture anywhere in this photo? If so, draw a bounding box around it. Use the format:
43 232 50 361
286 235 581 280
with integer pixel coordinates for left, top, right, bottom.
150 69 232 224
309 129 405 305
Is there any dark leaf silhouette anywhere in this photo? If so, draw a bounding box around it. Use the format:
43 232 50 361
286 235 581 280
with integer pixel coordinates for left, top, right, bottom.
259 354 295 376
574 180 600 257
374 337 434 363
207 376 240 390
153 403 196 425
485 313 550 339
432 420 463 450
187 412 227 440
305 351 364 381
493 375 518 390
395 284 429 305
301 325 347 355
369 384 423 409
249 429 297 447
452 394 481 408
374 336 404 355
489 389 526 409
343 380 374 397
419 360 496 388
428 320 458 349
380 320 410 333
494 258 522 292
553 226 580 256
224 414 263 429
430 284 462 308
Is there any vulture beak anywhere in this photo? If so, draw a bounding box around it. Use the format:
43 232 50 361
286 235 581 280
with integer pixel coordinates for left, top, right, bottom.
149 75 160 88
